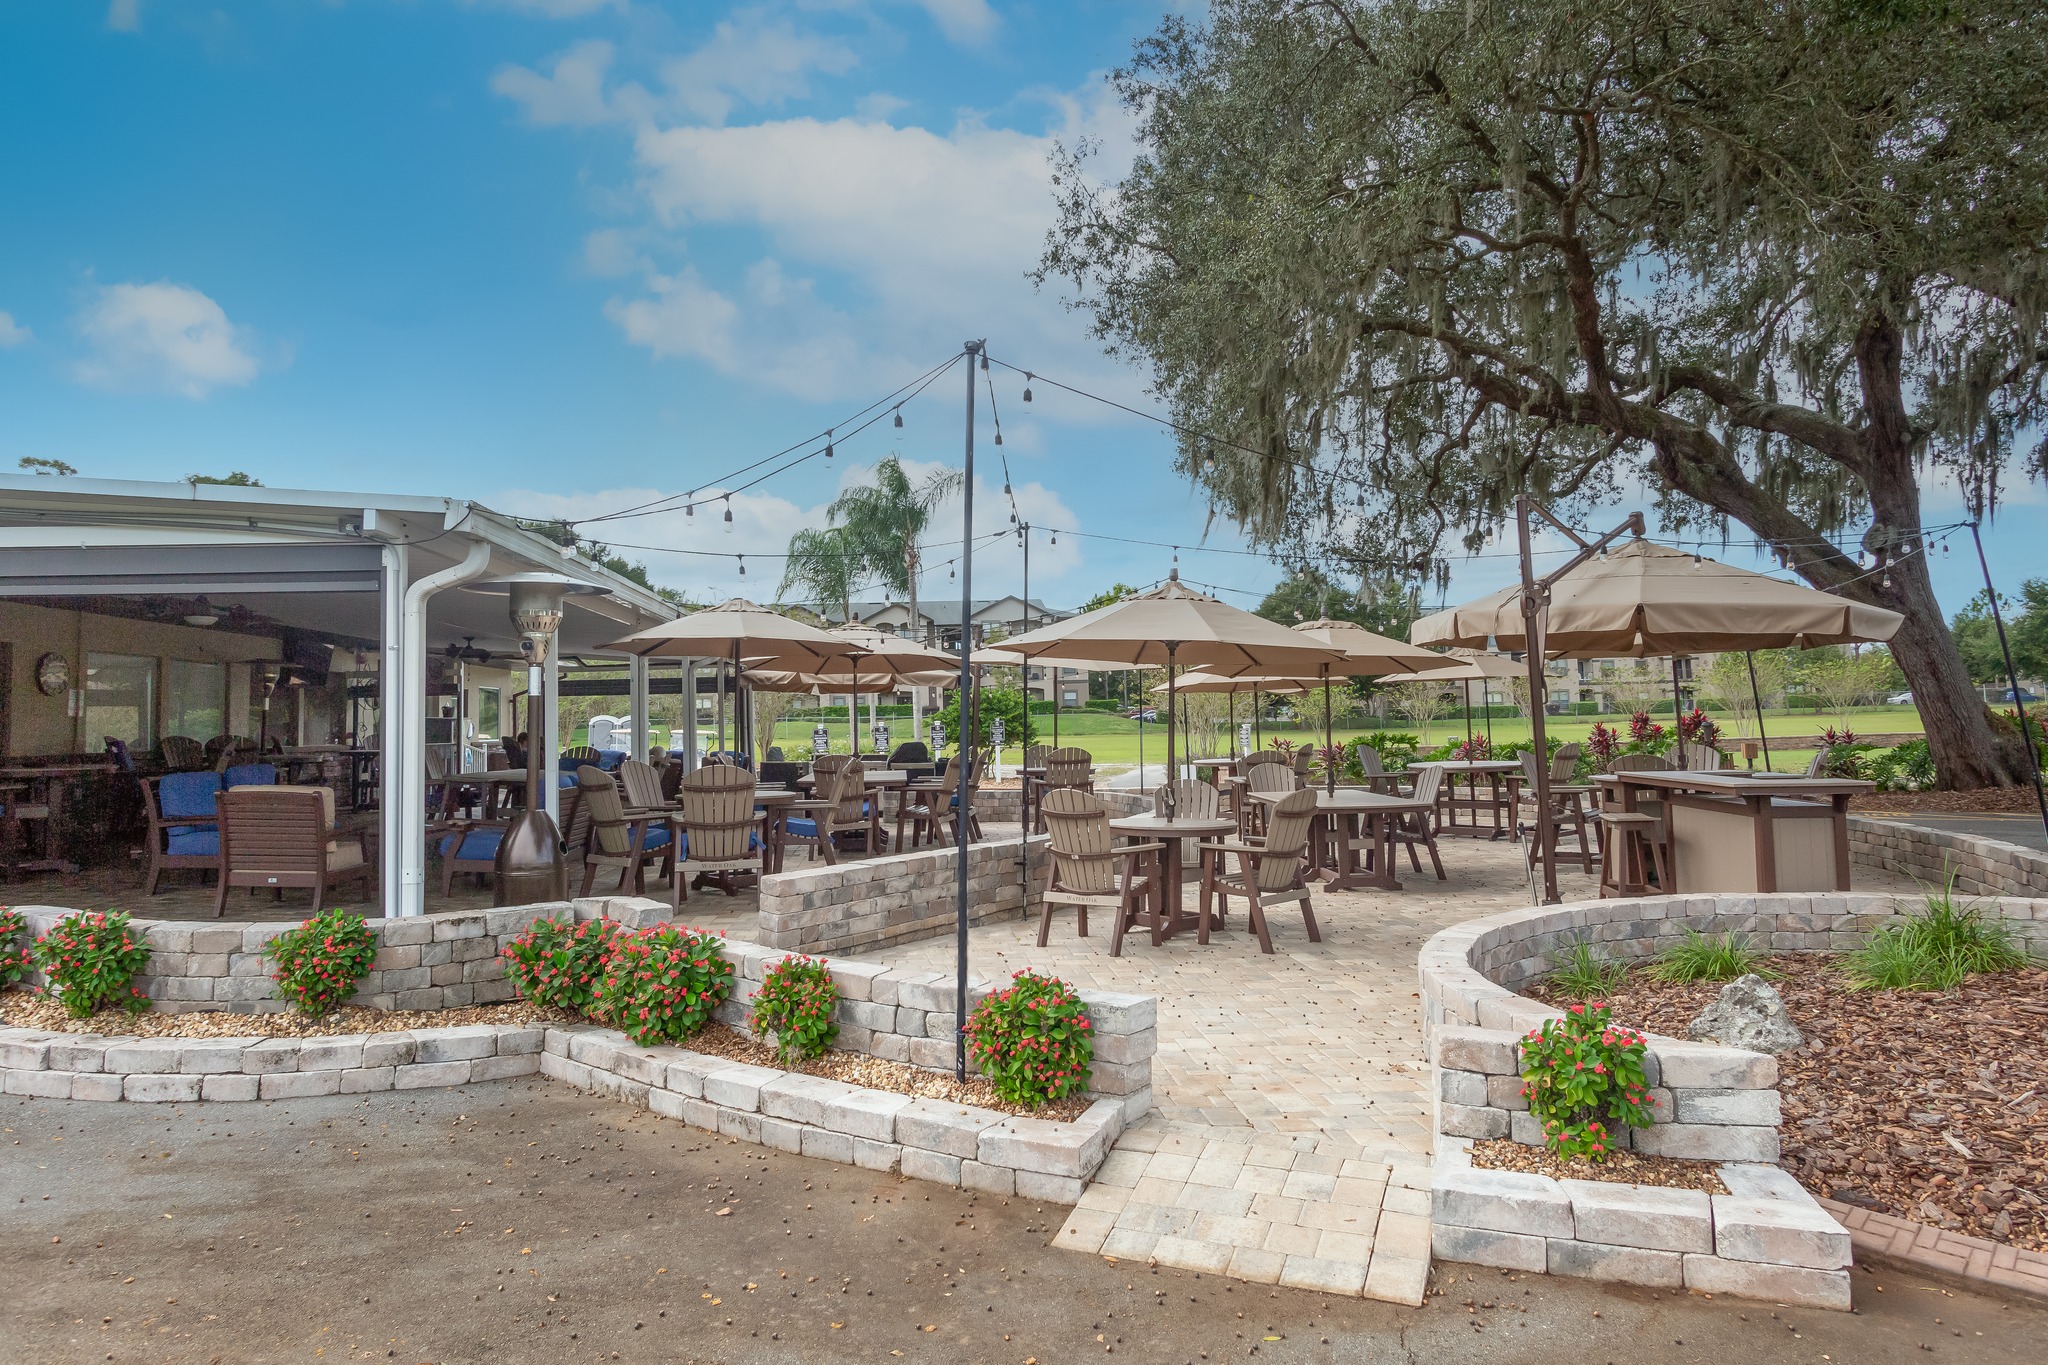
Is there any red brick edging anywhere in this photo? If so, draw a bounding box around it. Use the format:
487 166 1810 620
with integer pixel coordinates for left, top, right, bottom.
1820 1197 2048 1299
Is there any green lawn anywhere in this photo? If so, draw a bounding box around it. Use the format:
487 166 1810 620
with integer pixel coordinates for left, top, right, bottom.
761 703 1924 772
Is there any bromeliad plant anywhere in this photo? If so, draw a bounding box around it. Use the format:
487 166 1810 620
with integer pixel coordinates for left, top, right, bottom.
749 954 840 1065
963 970 1094 1108
594 924 734 1047
1518 1002 1656 1163
0 907 32 990
266 907 378 1016
502 915 620 1015
33 910 152 1019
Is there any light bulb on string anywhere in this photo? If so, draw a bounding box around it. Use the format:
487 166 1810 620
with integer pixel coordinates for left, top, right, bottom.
1202 443 1216 470
824 430 834 460
737 555 746 578
1003 479 1012 497
893 406 903 429
994 429 1003 446
723 498 734 533
1050 531 1058 546
1022 374 1033 402
979 352 988 372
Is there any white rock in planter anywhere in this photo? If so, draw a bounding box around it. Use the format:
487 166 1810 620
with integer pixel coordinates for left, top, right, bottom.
1688 975 1802 1054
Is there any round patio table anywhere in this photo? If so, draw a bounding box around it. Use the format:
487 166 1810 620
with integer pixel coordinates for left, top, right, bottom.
1246 787 1435 891
1189 757 1240 786
1107 813 1236 946
1408 759 1523 840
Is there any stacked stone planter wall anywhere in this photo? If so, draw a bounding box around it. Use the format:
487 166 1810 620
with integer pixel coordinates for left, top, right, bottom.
1846 814 2048 897
756 837 1046 956
1417 886 2048 1308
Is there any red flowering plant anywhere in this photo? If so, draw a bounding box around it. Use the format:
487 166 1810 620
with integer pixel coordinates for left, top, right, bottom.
33 910 152 1019
1451 733 1492 761
1517 1001 1656 1163
1676 707 1721 750
593 924 734 1047
1586 722 1622 767
502 915 619 1015
1627 710 1667 748
962 970 1094 1108
749 955 840 1065
0 907 33 990
265 907 378 1016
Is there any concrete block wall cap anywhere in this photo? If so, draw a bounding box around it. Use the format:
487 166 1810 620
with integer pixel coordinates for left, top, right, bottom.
896 1098 1007 1159
1433 1166 1575 1238
819 1088 914 1142
1560 1180 1714 1254
977 1115 1114 1179
758 1072 863 1126
1649 1039 1777 1090
1717 1163 1809 1203
1711 1195 1853 1270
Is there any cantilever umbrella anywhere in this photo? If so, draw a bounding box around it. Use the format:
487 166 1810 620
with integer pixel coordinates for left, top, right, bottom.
1376 650 1529 751
1286 619 1442 792
997 573 1345 814
1413 538 1903 763
602 597 865 759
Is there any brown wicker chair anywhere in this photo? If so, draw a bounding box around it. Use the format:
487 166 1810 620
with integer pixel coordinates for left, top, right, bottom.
1039 787 1162 957
212 785 370 916
1200 786 1321 954
670 765 760 906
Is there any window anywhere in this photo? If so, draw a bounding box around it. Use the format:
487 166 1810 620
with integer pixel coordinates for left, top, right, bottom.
1062 690 1080 706
476 686 501 737
85 652 157 750
164 659 225 740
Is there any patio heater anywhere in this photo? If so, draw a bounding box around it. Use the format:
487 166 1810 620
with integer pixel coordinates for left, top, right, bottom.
494 576 572 906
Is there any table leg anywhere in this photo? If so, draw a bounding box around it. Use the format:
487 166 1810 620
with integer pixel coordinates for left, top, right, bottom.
1156 838 1183 944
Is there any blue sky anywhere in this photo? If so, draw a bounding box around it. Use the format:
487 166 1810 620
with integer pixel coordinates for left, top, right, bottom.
0 0 2037 620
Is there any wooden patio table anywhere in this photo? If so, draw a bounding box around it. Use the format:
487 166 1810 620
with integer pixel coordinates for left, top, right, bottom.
1595 770 1872 893
1189 757 1240 786
1108 813 1237 945
1408 759 1524 840
439 769 529 821
0 761 117 875
1248 787 1435 892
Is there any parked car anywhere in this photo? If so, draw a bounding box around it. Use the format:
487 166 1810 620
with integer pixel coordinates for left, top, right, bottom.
1999 687 2041 704
1124 707 1158 722
1886 690 1914 705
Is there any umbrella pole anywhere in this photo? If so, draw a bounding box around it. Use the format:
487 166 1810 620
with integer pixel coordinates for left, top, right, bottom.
1254 687 1263 750
849 661 859 757
1745 651 1772 771
1670 655 1684 762
1485 677 1494 750
1228 691 1236 757
1463 679 1473 752
1164 649 1179 813
1324 666 1336 795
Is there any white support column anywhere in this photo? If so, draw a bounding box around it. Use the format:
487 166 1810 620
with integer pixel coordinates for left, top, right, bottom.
377 542 408 920
398 539 492 917
542 648 561 823
681 659 699 771
628 653 650 760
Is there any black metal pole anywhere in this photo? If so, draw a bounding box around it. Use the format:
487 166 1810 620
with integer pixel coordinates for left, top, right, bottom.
1746 651 1772 770
1324 666 1336 794
1019 522 1030 912
955 342 980 1081
1517 496 1560 903
1969 522 2048 840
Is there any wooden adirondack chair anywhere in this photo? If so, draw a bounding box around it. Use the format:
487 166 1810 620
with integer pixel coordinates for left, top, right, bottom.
575 765 673 896
619 758 668 812
159 735 207 773
904 759 980 847
1388 763 1448 880
785 762 883 865
671 764 760 906
212 786 371 916
1039 788 1162 957
1033 747 1094 832
1152 779 1220 821
1238 759 1300 840
1201 787 1321 954
1519 744 1595 873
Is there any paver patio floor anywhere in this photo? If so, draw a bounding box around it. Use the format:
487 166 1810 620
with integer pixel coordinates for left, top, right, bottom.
857 835 1923 1303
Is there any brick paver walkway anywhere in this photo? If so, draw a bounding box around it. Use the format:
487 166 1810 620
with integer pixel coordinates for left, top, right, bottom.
858 836 1922 1304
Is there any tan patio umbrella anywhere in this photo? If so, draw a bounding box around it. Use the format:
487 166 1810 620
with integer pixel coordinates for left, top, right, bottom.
601 597 865 758
1376 650 1528 751
970 647 1140 748
1154 668 1313 754
1287 619 1443 792
801 626 960 756
998 573 1345 815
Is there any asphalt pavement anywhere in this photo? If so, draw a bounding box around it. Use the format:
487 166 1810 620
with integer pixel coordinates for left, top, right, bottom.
5 1082 2043 1364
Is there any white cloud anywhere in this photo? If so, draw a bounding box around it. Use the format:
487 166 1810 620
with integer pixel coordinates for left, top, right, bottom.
580 227 643 277
465 0 626 17
911 0 999 45
72 281 262 398
492 38 632 127
0 311 30 347
106 0 142 33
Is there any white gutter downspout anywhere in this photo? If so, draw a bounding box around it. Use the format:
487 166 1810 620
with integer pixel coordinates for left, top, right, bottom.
377 542 408 918
398 539 493 917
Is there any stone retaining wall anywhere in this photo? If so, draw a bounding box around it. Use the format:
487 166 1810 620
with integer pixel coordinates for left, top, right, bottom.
1417 888 2048 1308
10 895 672 1015
756 837 1047 956
1847 814 2048 897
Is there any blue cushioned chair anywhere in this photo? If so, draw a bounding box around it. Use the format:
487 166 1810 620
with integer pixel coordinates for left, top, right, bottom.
145 771 223 894
439 823 505 895
222 762 278 789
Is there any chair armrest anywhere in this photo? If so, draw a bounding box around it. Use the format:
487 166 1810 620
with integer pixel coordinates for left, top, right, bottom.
156 815 217 829
1199 840 1266 856
1113 840 1167 856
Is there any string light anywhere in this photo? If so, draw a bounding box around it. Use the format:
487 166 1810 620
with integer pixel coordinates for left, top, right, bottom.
1050 531 1058 546
723 497 733 533
737 555 746 578
1022 373 1033 402
893 406 903 429
994 429 1003 446
825 430 835 460
685 496 695 518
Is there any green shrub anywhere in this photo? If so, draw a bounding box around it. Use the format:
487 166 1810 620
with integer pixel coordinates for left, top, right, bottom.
0 907 31 990
750 954 840 1065
595 925 734 1047
1546 937 1629 999
1646 928 1775 983
1865 739 1936 793
963 970 1094 1108
265 907 378 1016
1518 1002 1656 1163
1841 877 2029 991
33 910 152 1018
501 915 619 1014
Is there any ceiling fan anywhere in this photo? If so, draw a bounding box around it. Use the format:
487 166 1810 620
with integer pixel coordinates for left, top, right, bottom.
443 637 494 665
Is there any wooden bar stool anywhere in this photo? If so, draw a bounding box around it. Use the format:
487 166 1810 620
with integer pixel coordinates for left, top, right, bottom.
1598 811 1669 897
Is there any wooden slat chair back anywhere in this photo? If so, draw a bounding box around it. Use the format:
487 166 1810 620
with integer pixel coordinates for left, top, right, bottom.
1152 779 1220 821
486 746 510 772
671 764 759 907
659 759 686 802
1023 745 1052 771
785 762 884 865
575 765 672 896
213 786 369 916
620 758 667 811
562 745 603 764
1039 787 1161 957
1238 759 1300 839
1550 743 1584 783
159 736 206 773
1355 745 1384 777
1044 748 1093 788
1201 787 1320 954
1240 750 1287 770
1020 743 1054 829
1389 765 1448 881
1606 752 1671 773
1519 745 1595 874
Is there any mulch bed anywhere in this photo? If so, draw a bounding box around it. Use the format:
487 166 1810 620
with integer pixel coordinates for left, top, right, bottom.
1528 956 2048 1251
0 989 1085 1123
1469 1138 1728 1193
0 988 575 1037
1850 787 2045 814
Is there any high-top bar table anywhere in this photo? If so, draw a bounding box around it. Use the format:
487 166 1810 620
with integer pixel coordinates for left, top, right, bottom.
1409 759 1523 840
1597 770 1872 893
1247 786 1435 892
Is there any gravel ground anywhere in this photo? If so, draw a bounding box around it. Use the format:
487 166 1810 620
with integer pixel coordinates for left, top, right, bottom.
1469 1139 1728 1194
0 989 576 1038
7 1082 2046 1364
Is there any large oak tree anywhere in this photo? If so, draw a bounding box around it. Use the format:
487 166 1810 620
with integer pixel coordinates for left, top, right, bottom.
1041 0 2047 787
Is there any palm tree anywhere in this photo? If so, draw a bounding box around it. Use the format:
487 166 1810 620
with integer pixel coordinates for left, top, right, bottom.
829 456 964 644
778 527 861 623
